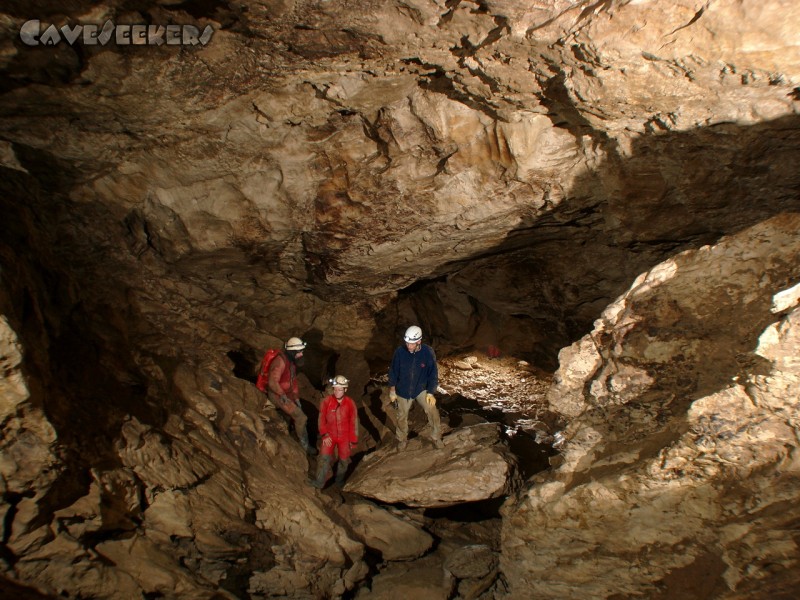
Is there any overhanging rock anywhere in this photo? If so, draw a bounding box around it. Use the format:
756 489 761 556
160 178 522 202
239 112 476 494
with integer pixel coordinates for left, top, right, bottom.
344 423 519 508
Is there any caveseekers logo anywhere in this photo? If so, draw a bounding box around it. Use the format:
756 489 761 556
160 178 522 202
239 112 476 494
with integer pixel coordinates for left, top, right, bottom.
19 19 214 47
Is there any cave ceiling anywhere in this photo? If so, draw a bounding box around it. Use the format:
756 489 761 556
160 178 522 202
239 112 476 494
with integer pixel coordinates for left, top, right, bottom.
1 0 799 368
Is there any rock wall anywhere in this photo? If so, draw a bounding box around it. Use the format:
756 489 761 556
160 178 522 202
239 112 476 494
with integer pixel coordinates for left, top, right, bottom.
501 214 800 598
0 307 367 598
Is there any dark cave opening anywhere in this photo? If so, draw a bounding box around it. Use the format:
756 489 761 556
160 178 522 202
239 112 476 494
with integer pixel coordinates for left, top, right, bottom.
365 276 565 377
440 392 558 480
423 496 507 522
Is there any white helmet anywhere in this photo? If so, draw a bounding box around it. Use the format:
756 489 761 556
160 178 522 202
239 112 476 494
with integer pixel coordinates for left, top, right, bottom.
285 337 306 351
404 325 423 343
330 375 349 388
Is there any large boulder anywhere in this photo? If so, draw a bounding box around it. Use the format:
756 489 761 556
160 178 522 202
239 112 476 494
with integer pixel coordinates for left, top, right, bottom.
345 423 519 508
334 501 434 561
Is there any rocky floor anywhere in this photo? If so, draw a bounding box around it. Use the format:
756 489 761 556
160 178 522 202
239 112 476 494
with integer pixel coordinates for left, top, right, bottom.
321 352 559 599
438 352 555 431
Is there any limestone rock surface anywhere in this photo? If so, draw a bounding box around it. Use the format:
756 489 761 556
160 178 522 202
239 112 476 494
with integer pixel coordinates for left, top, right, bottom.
443 544 499 599
1 340 367 599
1 0 798 364
354 555 450 600
334 501 434 561
345 423 519 508
501 214 800 599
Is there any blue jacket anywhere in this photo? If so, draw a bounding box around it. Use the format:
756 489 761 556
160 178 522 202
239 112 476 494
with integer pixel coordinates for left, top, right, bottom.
388 344 438 399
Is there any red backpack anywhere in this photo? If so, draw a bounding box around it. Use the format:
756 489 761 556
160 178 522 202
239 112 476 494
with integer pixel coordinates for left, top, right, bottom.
255 349 281 393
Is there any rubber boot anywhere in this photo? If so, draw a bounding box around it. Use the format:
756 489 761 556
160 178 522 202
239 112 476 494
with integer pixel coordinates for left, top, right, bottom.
310 455 331 489
334 458 351 487
298 429 318 456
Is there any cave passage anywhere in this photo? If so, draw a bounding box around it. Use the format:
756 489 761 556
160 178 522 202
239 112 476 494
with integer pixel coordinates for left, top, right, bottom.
436 351 560 479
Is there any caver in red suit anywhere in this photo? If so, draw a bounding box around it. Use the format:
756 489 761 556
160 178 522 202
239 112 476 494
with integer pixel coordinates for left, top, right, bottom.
262 337 315 455
311 375 359 488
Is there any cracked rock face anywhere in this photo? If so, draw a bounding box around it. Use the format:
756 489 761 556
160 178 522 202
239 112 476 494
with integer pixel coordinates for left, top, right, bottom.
502 215 800 599
1 0 800 598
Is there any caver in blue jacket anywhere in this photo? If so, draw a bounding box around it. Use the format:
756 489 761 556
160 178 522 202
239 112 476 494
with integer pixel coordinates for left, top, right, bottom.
388 343 438 399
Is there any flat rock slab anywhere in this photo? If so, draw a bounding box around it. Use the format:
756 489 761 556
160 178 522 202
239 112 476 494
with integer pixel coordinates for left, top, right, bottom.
344 423 518 508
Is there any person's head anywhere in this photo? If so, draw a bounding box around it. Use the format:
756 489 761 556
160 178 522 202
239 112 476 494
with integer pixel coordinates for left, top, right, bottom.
330 374 348 400
403 325 422 352
285 336 306 366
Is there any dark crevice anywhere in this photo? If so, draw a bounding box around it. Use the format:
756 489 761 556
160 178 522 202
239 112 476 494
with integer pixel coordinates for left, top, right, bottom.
1 491 35 567
667 5 707 36
577 0 615 23
416 65 505 122
535 57 611 146
226 349 258 383
217 528 277 598
424 496 506 521
360 113 393 173
442 394 557 479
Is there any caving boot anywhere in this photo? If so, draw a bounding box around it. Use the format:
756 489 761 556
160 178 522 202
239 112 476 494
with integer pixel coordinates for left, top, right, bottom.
334 459 351 487
298 430 318 456
310 455 331 489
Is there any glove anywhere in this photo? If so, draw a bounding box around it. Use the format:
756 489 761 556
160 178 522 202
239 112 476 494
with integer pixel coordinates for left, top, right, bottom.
322 436 333 449
389 389 397 402
426 393 436 407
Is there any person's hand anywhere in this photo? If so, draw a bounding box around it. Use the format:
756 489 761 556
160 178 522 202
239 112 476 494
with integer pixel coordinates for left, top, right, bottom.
349 441 357 451
426 393 436 407
389 389 397 402
322 436 333 449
